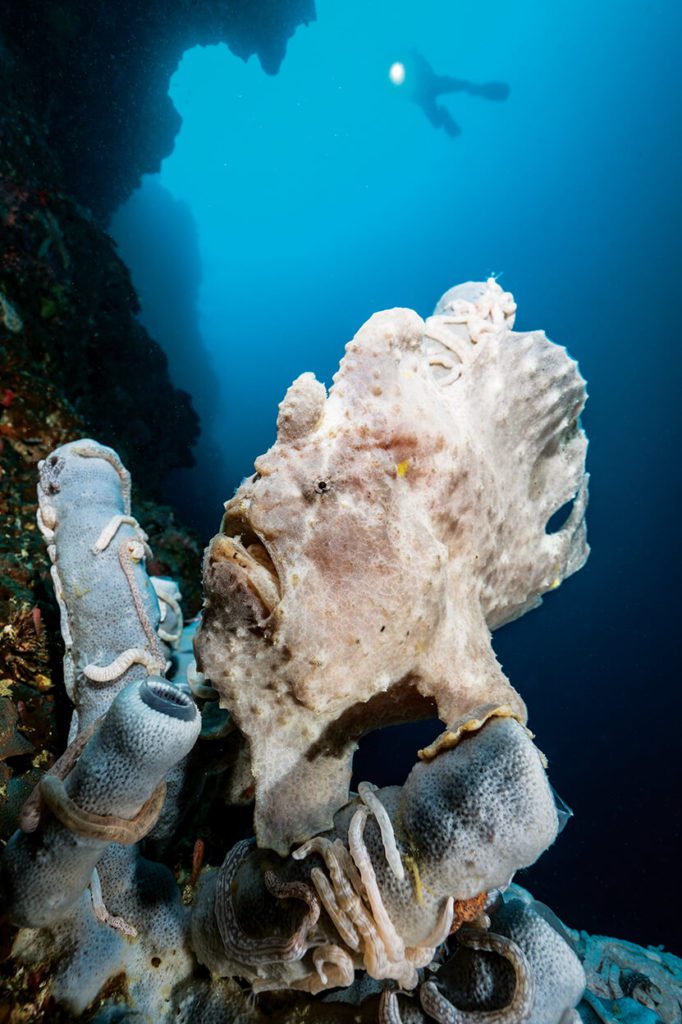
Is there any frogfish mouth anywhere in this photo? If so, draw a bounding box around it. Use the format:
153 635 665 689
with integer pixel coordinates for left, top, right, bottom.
208 498 282 622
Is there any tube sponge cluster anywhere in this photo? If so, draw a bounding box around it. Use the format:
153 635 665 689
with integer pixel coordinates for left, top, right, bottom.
0 339 589 1020
1 440 213 1019
385 896 586 1023
191 713 561 1003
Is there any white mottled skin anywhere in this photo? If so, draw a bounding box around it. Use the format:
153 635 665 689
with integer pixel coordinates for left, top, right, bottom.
197 281 589 853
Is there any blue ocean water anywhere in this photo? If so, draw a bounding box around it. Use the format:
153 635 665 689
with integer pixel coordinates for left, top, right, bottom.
111 0 682 949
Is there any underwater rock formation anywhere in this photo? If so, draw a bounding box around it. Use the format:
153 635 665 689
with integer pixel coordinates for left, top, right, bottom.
197 278 589 852
1 0 316 222
1 284 680 1023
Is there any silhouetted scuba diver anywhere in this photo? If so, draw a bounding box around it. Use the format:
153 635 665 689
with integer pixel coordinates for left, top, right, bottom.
398 49 509 137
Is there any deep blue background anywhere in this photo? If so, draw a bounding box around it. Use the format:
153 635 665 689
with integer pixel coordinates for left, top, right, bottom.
111 0 682 950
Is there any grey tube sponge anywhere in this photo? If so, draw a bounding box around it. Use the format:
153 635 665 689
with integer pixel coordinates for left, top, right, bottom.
2 437 204 1019
399 717 558 900
36 439 166 731
2 676 200 928
333 716 559 951
435 897 586 1023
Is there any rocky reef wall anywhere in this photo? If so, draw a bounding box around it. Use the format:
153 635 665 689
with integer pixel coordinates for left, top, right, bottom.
2 0 316 222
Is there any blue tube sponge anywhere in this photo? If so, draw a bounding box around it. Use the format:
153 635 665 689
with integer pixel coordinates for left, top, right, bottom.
36 439 166 732
2 676 200 928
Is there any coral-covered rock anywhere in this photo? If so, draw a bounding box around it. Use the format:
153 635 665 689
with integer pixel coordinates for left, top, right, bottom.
0 39 200 493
